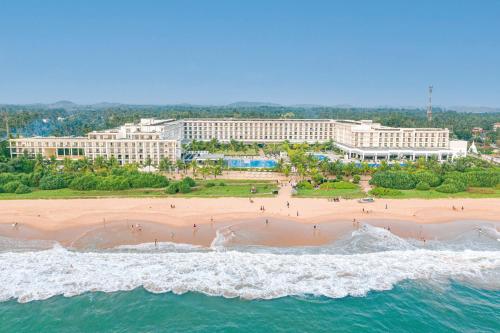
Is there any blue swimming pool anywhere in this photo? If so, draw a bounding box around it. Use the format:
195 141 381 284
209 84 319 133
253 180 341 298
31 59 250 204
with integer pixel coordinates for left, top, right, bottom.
226 159 277 168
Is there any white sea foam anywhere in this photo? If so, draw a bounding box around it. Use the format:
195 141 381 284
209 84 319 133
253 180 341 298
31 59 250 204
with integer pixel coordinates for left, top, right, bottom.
210 226 236 251
113 241 203 252
1 225 499 303
0 245 499 303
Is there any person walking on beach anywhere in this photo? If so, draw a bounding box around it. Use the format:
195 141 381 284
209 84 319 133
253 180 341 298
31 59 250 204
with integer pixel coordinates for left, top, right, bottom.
296 211 299 217
286 201 290 208
154 238 158 248
385 204 388 209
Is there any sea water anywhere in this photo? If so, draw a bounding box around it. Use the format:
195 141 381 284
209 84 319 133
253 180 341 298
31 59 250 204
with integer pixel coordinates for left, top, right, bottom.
0 224 499 332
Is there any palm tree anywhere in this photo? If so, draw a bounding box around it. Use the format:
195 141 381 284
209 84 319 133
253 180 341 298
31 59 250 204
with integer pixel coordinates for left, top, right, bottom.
200 165 211 179
213 165 222 178
342 162 356 178
190 160 198 177
159 157 172 172
175 160 185 174
80 157 92 173
94 156 106 170
283 164 291 177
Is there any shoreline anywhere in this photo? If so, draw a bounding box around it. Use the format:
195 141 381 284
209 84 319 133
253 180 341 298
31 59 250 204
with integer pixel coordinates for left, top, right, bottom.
1 196 499 249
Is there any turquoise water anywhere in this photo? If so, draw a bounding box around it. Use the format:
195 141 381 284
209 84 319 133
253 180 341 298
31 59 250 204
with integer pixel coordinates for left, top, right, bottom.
226 158 277 168
1 282 498 332
0 223 499 332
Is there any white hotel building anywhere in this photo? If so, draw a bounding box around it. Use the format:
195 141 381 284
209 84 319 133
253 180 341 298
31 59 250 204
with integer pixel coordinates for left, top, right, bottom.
9 118 467 164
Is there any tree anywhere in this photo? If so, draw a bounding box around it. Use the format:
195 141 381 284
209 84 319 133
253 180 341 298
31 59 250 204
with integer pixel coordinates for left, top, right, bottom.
200 165 210 179
159 157 172 172
283 164 291 177
213 165 222 178
93 156 106 170
190 161 198 177
39 174 67 190
175 160 186 174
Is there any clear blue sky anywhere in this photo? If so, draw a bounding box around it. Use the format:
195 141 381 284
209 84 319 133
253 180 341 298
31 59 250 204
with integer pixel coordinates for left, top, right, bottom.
0 0 499 107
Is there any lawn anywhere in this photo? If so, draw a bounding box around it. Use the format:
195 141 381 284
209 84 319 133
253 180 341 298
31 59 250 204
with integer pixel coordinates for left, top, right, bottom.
294 187 366 199
0 179 278 200
183 183 277 197
369 187 500 199
0 188 169 200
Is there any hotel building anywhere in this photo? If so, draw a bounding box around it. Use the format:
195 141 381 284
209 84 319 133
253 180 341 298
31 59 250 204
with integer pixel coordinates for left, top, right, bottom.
9 118 466 164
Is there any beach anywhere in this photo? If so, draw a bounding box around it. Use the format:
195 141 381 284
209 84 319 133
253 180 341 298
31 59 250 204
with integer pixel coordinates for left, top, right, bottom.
1 192 499 327
1 190 499 248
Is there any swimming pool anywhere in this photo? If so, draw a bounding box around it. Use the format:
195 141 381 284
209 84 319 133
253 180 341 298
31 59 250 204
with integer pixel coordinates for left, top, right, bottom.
226 159 277 168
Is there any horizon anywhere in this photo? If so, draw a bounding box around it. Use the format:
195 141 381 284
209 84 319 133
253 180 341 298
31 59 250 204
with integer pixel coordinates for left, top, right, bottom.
1 1 499 107
2 99 500 112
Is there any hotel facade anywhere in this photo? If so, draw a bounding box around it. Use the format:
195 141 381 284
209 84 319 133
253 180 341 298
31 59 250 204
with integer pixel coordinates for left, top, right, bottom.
9 118 467 164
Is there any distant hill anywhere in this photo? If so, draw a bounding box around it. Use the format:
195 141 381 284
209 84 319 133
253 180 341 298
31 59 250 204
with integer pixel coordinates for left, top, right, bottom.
447 106 500 113
226 101 282 108
1 101 499 113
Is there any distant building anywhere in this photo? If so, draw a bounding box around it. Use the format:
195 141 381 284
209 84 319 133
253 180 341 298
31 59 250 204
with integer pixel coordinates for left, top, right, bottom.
493 123 500 131
10 118 465 164
472 127 484 135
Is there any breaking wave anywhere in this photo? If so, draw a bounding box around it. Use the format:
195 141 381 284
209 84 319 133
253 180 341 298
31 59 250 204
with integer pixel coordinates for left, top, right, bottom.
0 225 499 303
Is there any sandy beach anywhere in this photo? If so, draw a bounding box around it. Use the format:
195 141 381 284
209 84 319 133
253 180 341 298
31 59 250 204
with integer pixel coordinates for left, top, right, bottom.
1 184 499 249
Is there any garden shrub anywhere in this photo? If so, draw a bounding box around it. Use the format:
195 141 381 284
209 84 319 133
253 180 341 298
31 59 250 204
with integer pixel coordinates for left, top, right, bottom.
319 182 335 190
414 171 441 187
297 180 313 190
415 181 430 191
15 184 32 194
352 175 361 184
181 177 196 187
96 176 130 190
369 171 416 190
205 182 216 188
369 187 403 197
3 181 22 193
129 172 169 188
178 182 192 193
435 177 467 193
464 171 500 187
39 174 67 190
332 181 357 189
0 173 19 186
69 174 98 191
435 183 461 193
165 183 179 194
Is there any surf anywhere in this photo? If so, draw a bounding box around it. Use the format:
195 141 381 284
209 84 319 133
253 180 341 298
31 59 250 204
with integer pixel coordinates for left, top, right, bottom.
1 224 499 303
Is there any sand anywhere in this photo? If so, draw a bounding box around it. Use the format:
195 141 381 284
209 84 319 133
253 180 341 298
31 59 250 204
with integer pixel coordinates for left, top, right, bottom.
0 183 499 248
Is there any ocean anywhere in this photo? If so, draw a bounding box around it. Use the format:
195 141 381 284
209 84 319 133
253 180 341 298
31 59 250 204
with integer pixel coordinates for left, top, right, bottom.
0 223 499 332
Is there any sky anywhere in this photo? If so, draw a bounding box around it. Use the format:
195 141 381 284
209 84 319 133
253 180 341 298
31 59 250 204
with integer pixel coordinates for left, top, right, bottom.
0 0 499 107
